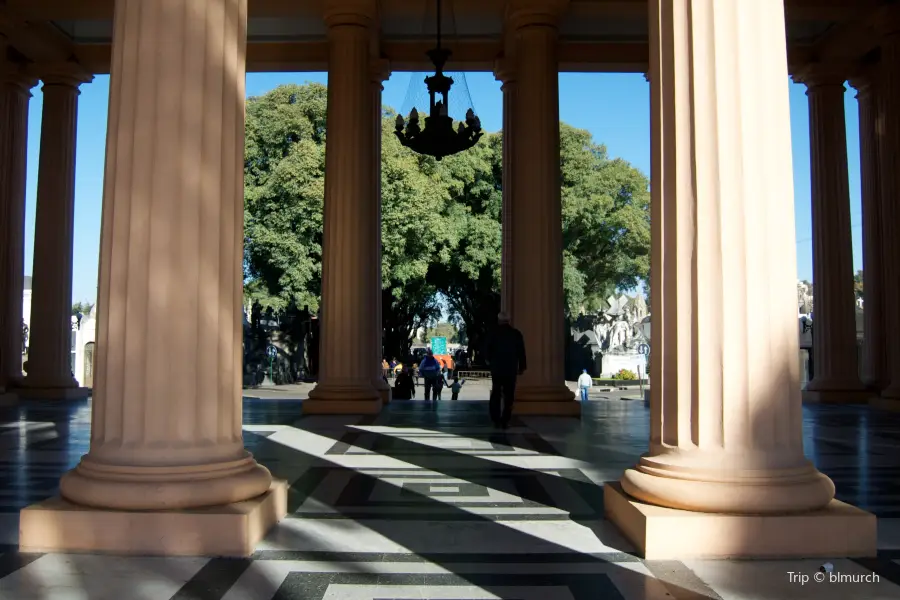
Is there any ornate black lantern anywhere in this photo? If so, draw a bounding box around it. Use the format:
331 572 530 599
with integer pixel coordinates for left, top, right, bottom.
394 0 482 160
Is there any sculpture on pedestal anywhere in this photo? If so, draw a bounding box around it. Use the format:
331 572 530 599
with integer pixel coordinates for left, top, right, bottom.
569 294 650 378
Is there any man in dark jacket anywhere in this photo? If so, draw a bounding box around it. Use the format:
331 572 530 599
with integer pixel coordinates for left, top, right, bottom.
485 312 526 428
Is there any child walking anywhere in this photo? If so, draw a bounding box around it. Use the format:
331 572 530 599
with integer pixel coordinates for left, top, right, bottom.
450 377 465 401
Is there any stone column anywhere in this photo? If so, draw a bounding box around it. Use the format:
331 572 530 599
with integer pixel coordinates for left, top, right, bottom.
304 0 381 414
371 59 391 405
850 75 886 391
796 69 867 403
603 0 872 560
57 0 273 512
0 64 34 395
17 65 92 399
879 30 900 402
506 0 577 415
495 59 516 320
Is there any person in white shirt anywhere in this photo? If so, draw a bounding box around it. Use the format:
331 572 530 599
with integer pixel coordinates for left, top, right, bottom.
577 369 593 402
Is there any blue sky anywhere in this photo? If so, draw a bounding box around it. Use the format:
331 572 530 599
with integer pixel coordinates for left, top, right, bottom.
22 72 862 304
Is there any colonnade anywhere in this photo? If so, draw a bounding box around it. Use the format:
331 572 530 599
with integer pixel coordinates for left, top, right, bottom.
794 42 900 404
2 0 879 557
0 59 91 401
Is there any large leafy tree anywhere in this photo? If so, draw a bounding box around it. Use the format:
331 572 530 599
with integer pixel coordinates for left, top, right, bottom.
243 84 650 365
244 83 327 312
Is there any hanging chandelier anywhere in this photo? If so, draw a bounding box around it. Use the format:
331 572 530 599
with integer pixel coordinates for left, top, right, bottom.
394 0 482 160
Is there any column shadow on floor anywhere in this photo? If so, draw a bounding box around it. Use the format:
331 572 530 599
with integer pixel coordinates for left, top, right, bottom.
179 403 727 600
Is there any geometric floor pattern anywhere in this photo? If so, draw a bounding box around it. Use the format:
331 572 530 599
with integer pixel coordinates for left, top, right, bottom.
2 397 900 598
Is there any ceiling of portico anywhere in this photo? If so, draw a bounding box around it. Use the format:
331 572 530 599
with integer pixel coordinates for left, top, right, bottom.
0 0 890 74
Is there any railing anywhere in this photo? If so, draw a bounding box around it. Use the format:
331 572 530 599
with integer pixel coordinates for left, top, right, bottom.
455 370 491 380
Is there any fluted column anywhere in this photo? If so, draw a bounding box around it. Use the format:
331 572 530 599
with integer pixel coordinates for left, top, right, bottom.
17 65 92 399
880 31 900 401
851 75 887 391
304 0 381 414
0 64 34 394
59 0 272 510
495 59 516 320
618 0 834 513
795 69 867 403
506 0 577 414
371 59 391 404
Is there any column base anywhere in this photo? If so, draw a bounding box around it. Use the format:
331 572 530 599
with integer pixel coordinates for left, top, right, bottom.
20 480 287 557
513 384 579 416
374 379 392 405
302 398 383 415
604 482 876 559
802 389 874 403
880 385 900 401
870 396 900 411
60 452 274 510
304 381 382 414
15 386 90 400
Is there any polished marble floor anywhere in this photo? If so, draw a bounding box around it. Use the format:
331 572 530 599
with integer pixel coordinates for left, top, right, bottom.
1 396 900 599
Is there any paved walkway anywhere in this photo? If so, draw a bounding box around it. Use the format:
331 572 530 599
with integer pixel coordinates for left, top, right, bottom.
0 397 899 599
243 379 648 401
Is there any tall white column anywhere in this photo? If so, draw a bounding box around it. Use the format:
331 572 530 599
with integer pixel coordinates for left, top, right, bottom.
304 0 381 414
506 0 577 415
619 0 834 513
0 63 34 394
878 30 900 402
851 75 887 391
795 69 867 403
371 59 391 404
59 0 272 510
495 59 516 320
18 65 92 399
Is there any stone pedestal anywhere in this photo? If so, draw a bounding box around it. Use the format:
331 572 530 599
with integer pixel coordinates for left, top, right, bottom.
607 0 874 559
305 1 382 415
17 66 91 400
796 69 867 404
605 482 875 559
20 0 282 556
0 66 34 394
600 352 646 378
506 1 577 416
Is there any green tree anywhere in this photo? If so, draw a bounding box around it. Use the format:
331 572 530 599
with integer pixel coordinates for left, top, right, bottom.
854 270 863 300
244 83 328 312
424 321 459 344
72 301 94 317
559 124 650 312
243 84 651 366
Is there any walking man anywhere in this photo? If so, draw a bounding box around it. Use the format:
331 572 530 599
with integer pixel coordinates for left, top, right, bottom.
418 350 442 401
577 368 592 402
486 312 526 429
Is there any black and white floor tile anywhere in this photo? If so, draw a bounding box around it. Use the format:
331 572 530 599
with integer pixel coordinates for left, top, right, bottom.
1 398 900 599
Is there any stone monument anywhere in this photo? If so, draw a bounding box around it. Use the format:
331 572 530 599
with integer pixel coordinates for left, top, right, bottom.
595 294 649 378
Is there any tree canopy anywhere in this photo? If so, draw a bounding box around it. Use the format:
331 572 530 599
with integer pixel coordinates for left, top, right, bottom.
243 83 650 361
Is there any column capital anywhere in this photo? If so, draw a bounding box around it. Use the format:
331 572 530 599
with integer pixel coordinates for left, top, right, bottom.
791 63 850 90
505 0 569 30
493 57 516 85
31 62 94 88
369 57 390 85
849 66 880 99
324 0 376 28
0 62 37 94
